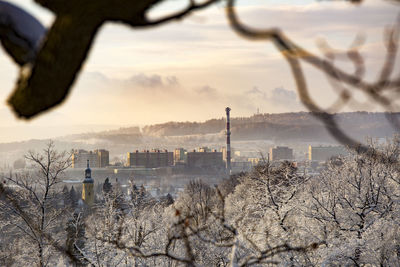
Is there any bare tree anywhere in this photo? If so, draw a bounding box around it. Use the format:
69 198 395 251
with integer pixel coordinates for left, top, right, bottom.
306 139 400 266
0 141 71 266
225 162 317 266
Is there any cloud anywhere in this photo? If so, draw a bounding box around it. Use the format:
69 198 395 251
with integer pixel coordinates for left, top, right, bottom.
127 73 164 88
242 86 302 112
246 86 263 95
195 85 218 95
84 71 110 83
80 70 304 117
80 71 181 93
269 87 297 104
67 0 399 120
127 74 163 88
236 1 398 34
123 73 180 89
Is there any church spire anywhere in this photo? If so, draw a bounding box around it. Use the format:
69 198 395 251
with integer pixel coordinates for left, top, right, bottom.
82 160 94 206
85 160 91 179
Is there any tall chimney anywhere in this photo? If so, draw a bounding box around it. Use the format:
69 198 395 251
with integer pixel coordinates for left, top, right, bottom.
225 107 231 175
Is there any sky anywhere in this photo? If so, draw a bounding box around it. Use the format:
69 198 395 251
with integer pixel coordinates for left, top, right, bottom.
0 0 399 142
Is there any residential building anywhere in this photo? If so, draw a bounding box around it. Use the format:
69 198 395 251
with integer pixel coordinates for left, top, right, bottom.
187 149 224 169
72 149 110 168
308 145 348 161
127 149 173 168
174 148 187 164
269 146 293 161
95 149 109 168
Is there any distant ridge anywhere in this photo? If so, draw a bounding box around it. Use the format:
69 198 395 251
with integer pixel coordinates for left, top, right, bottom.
0 112 398 154
141 111 399 141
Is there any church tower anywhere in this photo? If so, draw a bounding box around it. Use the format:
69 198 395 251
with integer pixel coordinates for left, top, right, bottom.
82 160 94 206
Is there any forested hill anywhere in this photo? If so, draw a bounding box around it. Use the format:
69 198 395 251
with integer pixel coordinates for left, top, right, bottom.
0 112 397 155
142 112 399 142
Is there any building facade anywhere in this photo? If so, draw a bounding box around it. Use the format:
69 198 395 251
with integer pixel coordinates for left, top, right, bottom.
72 149 109 168
127 150 174 168
308 145 348 161
221 146 235 162
269 146 293 161
174 148 187 164
186 149 224 170
95 149 109 168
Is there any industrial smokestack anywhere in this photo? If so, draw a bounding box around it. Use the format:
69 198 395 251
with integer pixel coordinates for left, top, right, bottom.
225 107 231 175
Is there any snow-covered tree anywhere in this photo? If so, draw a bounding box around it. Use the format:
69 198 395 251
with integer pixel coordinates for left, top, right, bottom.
306 138 400 266
0 141 72 266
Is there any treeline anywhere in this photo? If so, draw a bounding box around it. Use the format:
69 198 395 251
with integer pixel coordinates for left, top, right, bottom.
142 112 400 141
1 112 397 154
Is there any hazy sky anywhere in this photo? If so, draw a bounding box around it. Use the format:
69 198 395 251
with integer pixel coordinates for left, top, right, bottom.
0 0 399 142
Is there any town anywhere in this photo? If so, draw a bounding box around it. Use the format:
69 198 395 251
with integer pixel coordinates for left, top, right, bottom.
64 107 351 203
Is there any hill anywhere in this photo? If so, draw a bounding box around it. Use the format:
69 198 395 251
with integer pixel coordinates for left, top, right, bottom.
0 112 398 161
142 112 398 142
